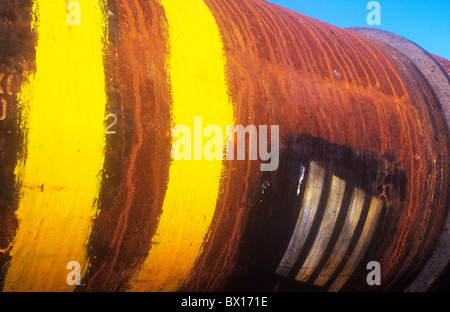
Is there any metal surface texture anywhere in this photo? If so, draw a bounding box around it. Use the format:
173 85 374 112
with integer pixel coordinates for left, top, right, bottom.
0 0 449 292
347 27 450 292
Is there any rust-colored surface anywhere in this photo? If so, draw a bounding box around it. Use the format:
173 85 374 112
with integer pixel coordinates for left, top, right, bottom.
0 0 34 288
180 0 449 292
83 0 173 292
0 0 448 292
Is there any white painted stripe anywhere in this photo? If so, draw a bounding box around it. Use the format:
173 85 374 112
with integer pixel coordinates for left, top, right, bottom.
313 188 366 287
328 197 383 292
276 161 326 276
296 175 346 282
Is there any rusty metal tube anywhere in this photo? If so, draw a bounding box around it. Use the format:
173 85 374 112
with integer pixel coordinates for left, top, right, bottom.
0 0 448 292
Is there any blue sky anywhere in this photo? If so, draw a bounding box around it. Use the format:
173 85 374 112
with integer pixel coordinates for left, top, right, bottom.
265 0 450 60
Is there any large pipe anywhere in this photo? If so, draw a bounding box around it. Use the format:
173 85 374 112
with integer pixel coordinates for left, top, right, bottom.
0 0 448 292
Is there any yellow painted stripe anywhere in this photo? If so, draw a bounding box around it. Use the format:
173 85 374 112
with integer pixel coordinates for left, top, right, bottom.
4 0 108 291
276 162 326 276
128 0 234 292
296 175 346 282
328 197 383 292
314 188 366 287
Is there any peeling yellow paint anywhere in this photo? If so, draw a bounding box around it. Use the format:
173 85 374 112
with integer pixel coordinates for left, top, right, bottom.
128 0 234 292
4 0 108 292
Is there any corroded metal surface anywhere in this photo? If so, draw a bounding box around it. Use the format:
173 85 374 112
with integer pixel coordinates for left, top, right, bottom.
433 54 450 76
347 27 450 292
0 0 448 292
